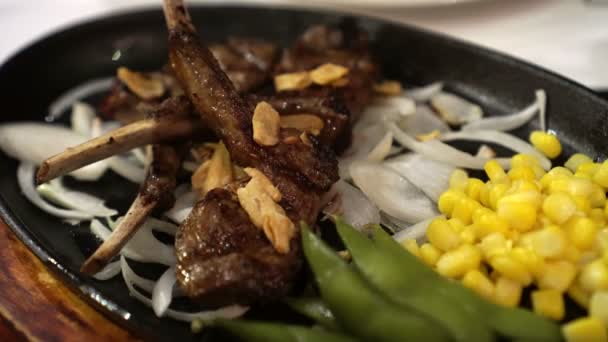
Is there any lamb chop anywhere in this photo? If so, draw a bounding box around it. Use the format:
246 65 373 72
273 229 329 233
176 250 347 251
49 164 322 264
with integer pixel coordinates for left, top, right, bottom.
36 0 378 307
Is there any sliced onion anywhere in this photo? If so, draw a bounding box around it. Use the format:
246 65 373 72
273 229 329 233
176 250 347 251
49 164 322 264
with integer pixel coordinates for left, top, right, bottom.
431 92 483 125
121 257 248 322
153 266 176 317
17 163 92 220
367 131 393 162
387 122 511 169
120 255 164 294
338 122 386 179
462 90 545 132
538 89 547 132
369 96 416 117
323 180 380 229
384 153 455 202
398 105 450 136
405 82 443 102
393 215 442 244
440 130 551 170
164 189 197 224
108 156 146 184
71 102 96 136
47 77 114 121
37 179 117 217
380 212 409 233
350 161 438 223
144 217 178 236
93 261 121 281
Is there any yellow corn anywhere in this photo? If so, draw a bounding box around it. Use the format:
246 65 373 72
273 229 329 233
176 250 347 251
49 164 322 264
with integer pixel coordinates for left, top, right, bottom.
572 196 592 214
565 153 594 173
488 183 509 210
497 202 537 232
462 269 494 300
590 185 606 208
536 260 577 292
419 243 442 267
427 218 461 252
543 192 577 224
460 225 477 244
568 282 591 309
479 232 508 260
510 246 545 276
532 289 565 320
564 216 598 250
579 260 608 292
562 317 607 342
485 160 507 183
590 291 608 327
449 169 469 192
479 182 491 207
590 208 606 226
401 239 420 257
549 177 594 198
490 254 532 285
451 198 481 225
447 218 466 233
593 161 608 188
438 190 465 216
436 244 481 278
508 179 541 194
511 153 541 168
499 190 542 209
597 229 608 252
563 244 583 264
508 166 536 181
494 276 522 307
527 225 568 259
574 171 593 180
466 178 485 202
530 130 562 159
578 162 601 177
473 210 509 237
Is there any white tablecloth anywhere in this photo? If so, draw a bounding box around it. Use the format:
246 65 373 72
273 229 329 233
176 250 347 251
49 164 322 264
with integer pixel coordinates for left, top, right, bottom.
1 0 607 89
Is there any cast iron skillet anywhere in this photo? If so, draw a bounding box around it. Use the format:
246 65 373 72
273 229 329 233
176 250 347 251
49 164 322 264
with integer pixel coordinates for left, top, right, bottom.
0 5 607 341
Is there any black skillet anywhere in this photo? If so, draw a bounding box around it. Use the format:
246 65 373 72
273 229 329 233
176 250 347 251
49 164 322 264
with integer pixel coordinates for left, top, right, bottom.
0 5 607 341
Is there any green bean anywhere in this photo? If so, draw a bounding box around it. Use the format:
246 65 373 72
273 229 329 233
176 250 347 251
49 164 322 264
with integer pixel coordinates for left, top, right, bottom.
301 225 450 342
336 219 494 342
215 319 355 342
285 297 338 330
371 226 562 341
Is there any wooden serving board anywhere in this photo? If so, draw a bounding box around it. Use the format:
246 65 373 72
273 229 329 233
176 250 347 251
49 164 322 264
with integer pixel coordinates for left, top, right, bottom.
0 220 139 341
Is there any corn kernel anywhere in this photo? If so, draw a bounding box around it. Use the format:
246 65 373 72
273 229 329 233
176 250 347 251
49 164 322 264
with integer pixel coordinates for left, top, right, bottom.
479 182 491 207
438 190 465 216
597 230 608 252
419 243 442 266
451 198 480 225
511 153 541 168
532 289 565 320
508 179 541 194
572 196 592 214
447 218 466 233
563 244 583 263
562 317 607 342
564 217 598 250
590 291 608 327
536 260 577 292
580 260 608 292
488 183 509 210
427 218 461 252
466 178 485 202
510 246 545 276
497 202 537 232
508 166 536 181
543 192 577 224
436 244 482 278
532 164 547 179
462 269 494 300
590 185 606 208
485 160 507 182
593 161 608 188
574 171 593 180
479 233 508 260
449 169 469 192
528 225 567 259
568 282 590 309
494 276 522 307
473 210 509 237
490 254 532 285
530 131 562 159
578 162 601 177
566 153 594 173
590 208 606 226
498 190 542 209
460 226 477 244
401 239 420 257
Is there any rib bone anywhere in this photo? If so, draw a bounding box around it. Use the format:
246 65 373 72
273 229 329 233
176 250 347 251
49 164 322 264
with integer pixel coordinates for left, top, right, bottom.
36 96 194 184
